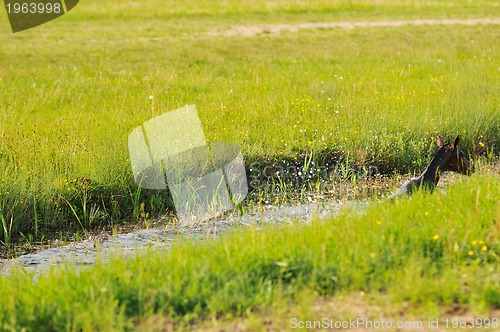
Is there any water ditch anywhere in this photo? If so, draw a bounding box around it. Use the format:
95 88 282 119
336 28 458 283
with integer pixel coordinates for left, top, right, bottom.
1 200 367 276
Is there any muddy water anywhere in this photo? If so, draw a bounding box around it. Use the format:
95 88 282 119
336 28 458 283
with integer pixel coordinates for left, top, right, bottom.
1 200 365 276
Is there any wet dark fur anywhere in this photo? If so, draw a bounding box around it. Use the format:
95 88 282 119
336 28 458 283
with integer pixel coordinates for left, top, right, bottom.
391 134 470 198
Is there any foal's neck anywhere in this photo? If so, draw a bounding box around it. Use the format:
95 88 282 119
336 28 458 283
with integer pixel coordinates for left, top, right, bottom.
417 154 445 188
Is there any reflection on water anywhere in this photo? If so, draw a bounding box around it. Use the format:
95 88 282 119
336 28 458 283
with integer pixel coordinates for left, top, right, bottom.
1 200 366 276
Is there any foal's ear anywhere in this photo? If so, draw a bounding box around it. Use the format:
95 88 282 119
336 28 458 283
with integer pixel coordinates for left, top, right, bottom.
451 135 460 149
436 134 445 148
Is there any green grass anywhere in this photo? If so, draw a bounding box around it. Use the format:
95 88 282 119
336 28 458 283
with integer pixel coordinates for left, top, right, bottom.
0 1 499 327
0 0 498 243
1 170 498 331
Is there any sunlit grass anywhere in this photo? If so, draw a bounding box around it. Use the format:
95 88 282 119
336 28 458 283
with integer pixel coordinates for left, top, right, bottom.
0 0 498 243
0 170 498 330
0 2 499 328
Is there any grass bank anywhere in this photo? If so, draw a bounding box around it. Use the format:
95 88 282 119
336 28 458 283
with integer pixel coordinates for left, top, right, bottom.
1 169 498 330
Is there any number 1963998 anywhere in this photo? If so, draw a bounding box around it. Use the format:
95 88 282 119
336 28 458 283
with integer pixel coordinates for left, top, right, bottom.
6 2 62 14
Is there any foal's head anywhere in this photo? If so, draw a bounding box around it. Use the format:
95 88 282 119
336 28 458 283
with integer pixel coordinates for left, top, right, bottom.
435 135 471 175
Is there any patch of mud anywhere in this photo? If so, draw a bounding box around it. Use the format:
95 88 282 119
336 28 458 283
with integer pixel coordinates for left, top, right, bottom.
209 18 500 37
1 200 363 276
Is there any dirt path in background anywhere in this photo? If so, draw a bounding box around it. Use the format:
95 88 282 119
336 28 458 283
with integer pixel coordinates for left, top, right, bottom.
210 17 500 37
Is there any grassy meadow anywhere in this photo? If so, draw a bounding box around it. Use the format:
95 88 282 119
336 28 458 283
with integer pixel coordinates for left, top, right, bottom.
0 0 498 244
0 0 499 330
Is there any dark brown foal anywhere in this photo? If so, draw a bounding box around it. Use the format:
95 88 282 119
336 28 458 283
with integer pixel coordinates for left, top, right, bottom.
391 134 470 198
